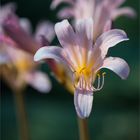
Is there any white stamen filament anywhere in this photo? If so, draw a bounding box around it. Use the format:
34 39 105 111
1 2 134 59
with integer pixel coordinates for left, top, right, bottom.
73 68 105 93
97 74 101 89
93 72 106 92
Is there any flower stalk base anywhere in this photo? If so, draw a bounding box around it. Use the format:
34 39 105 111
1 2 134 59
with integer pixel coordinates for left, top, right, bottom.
78 117 90 140
14 90 29 140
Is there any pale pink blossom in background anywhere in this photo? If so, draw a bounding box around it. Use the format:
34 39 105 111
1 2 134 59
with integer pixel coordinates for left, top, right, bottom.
51 0 136 20
2 12 55 54
0 3 53 93
0 43 52 93
51 0 136 40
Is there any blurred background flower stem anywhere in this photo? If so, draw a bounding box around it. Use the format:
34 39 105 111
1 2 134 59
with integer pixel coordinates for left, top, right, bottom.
78 117 90 140
14 89 29 140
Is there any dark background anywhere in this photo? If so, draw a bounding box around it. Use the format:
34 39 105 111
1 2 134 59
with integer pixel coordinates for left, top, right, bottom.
1 0 139 140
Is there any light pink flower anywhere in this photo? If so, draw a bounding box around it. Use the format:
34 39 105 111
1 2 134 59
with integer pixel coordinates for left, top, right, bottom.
51 0 136 20
104 0 136 20
51 0 136 40
0 3 53 93
34 18 130 118
2 13 55 54
0 40 52 93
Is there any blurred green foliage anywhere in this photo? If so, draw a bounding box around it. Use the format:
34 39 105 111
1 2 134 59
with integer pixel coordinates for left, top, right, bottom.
1 0 139 140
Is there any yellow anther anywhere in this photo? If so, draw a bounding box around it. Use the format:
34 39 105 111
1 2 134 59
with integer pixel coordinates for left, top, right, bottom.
97 73 100 77
79 67 86 74
102 72 106 76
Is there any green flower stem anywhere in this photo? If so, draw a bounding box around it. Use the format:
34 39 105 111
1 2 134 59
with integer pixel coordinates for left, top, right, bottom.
14 90 29 140
78 117 90 140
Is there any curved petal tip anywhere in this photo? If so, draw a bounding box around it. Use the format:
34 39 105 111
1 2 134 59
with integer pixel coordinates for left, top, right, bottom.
26 72 52 93
34 46 63 62
101 57 130 80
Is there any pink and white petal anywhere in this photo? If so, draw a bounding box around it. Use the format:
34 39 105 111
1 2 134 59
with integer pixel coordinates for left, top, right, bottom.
0 3 16 24
57 8 74 19
0 34 16 46
38 35 49 46
55 19 76 47
74 88 93 118
74 18 94 65
2 14 39 54
100 57 130 79
94 29 129 59
19 18 32 34
103 20 112 32
35 21 55 42
50 0 74 9
105 0 125 9
93 2 110 40
75 18 93 47
34 46 77 70
111 7 136 20
34 46 66 63
25 71 52 93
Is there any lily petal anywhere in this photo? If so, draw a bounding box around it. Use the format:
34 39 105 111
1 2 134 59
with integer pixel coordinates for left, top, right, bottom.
57 8 74 19
26 71 52 93
0 3 16 25
101 57 130 79
75 18 93 48
2 14 39 54
19 18 32 34
0 34 16 46
38 35 49 46
51 0 74 9
103 20 112 32
106 0 125 9
35 21 55 42
34 46 65 63
93 2 110 40
111 7 136 20
94 29 129 59
55 19 76 47
74 88 93 118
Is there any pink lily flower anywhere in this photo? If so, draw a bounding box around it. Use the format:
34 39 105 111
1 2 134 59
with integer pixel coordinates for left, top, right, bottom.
2 13 55 54
0 45 51 93
51 0 136 40
104 0 136 20
51 0 136 20
34 18 130 118
0 3 53 93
